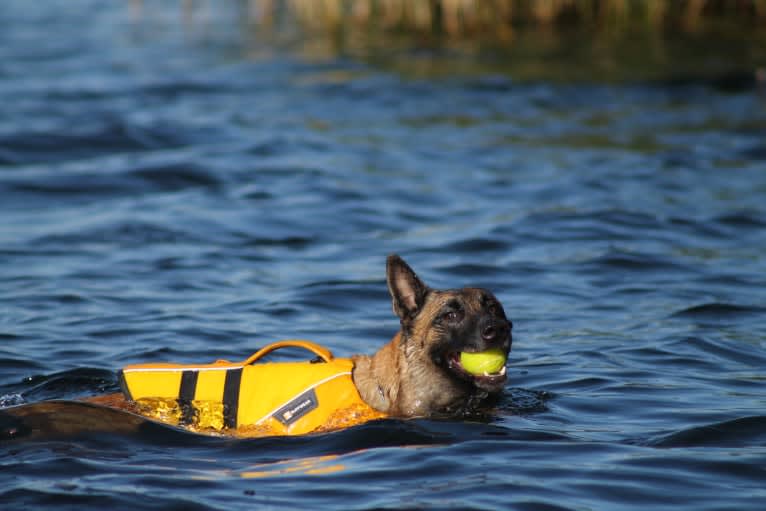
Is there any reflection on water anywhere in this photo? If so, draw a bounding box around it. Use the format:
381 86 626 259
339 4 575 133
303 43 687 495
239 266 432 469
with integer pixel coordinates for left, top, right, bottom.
240 454 347 478
1 1 766 510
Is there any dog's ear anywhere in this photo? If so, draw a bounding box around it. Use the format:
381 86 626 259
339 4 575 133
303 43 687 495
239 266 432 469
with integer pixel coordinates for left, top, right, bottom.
386 254 429 321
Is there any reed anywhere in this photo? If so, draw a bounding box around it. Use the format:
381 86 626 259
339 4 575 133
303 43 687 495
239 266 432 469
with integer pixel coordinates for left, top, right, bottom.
256 0 765 36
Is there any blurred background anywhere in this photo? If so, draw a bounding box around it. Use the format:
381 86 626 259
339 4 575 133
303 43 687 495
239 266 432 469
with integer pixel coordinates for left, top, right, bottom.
1 1 765 510
125 0 766 82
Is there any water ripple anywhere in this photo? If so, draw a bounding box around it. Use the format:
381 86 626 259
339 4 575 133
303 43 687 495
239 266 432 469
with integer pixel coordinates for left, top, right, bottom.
2 2 766 510
648 416 766 448
0 121 189 165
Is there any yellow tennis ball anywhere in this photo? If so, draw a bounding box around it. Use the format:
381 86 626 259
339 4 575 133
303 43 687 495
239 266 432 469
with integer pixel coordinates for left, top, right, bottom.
460 348 506 375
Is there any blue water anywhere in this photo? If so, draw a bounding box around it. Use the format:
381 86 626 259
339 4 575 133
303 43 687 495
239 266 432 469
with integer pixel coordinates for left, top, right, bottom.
2 1 766 510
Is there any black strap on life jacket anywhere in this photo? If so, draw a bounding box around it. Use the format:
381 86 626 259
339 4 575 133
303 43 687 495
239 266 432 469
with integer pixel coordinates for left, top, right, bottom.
222 368 243 429
178 370 199 426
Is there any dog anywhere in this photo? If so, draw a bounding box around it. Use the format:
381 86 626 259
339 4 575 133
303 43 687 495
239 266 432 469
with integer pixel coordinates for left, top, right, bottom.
3 255 512 439
352 254 512 417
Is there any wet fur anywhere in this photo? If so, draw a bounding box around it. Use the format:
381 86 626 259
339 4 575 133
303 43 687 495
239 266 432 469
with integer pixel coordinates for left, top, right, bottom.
352 255 512 417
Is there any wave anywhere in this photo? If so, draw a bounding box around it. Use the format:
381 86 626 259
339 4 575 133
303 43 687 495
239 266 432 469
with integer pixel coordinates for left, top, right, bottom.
0 120 188 166
647 416 766 448
671 302 766 320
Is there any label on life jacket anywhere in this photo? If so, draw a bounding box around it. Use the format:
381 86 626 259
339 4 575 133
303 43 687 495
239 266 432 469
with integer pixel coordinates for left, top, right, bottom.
118 340 385 436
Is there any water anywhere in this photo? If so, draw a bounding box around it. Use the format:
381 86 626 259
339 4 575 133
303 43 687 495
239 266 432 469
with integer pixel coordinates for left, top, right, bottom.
2 1 766 509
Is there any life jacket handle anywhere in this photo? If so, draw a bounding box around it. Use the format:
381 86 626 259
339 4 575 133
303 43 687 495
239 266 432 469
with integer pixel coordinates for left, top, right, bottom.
240 340 334 365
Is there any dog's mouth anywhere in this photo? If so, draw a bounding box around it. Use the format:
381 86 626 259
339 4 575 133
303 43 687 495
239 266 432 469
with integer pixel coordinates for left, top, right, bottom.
447 351 507 390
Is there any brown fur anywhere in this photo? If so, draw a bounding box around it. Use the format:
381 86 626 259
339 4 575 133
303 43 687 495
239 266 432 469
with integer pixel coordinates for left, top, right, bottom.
352 254 512 417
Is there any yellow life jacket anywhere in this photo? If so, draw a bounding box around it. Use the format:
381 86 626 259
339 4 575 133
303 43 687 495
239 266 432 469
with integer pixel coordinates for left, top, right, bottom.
118 340 386 437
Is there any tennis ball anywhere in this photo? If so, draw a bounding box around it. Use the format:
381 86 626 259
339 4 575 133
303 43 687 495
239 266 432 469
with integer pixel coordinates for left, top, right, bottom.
459 349 506 375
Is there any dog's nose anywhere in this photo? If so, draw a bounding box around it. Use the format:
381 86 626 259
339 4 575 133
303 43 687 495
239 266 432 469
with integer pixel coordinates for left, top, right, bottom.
482 325 497 341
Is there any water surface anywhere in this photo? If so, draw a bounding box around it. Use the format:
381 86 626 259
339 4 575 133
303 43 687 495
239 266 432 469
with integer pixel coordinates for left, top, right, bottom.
1 2 765 510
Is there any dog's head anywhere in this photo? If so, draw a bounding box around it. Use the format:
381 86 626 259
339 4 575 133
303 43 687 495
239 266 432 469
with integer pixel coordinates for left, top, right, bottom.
386 254 513 408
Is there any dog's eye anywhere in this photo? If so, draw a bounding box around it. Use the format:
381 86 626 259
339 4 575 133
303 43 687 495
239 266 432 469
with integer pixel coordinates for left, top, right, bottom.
486 301 503 317
442 309 463 323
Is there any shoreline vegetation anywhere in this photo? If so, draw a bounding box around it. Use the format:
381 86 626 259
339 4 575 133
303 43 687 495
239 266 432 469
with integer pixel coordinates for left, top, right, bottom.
129 0 766 36
252 0 764 35
128 1 766 84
